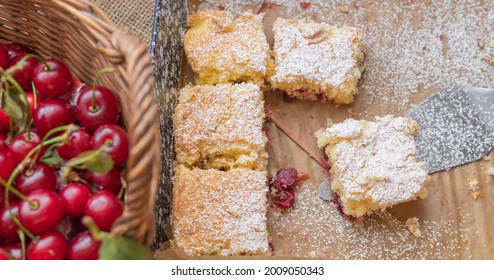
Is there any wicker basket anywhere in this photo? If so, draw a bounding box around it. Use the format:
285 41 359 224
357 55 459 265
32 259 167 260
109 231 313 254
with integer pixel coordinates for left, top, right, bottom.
0 0 160 245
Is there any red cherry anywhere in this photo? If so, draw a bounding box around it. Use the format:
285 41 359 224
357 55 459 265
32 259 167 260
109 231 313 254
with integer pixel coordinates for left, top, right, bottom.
275 189 296 209
0 43 8 69
0 201 21 242
25 92 43 112
84 191 123 232
6 43 31 61
76 87 120 131
69 79 88 107
19 190 65 234
27 230 67 260
59 183 91 217
0 192 4 210
33 99 75 135
0 134 7 151
0 109 10 132
0 150 16 183
56 127 91 160
9 54 39 91
91 124 128 165
33 58 73 98
275 168 298 188
0 248 10 260
67 231 101 260
82 168 122 195
4 243 21 260
8 131 43 164
14 163 57 195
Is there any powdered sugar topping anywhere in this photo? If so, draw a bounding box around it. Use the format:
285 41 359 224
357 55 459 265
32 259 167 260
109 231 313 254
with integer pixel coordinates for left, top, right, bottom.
270 18 362 89
173 167 269 256
323 116 428 206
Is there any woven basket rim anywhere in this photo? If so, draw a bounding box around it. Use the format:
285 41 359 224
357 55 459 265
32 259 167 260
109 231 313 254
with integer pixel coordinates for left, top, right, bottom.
0 0 160 246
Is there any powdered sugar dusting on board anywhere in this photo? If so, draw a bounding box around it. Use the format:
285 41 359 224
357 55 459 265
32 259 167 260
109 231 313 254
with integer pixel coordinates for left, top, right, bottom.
199 0 494 113
269 185 473 259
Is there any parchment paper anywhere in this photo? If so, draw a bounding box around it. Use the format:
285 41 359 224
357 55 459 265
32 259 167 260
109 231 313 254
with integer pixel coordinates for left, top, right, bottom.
156 0 494 259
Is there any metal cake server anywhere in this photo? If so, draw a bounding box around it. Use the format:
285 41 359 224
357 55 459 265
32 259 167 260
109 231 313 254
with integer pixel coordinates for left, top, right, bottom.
319 85 494 200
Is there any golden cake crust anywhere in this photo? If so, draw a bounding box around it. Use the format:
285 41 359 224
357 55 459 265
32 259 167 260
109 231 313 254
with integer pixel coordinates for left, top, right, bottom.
270 18 365 104
315 115 428 217
184 10 271 85
173 83 268 171
172 166 269 256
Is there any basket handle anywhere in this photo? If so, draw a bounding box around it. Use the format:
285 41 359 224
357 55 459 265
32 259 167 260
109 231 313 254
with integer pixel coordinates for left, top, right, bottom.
108 30 160 245
54 0 160 245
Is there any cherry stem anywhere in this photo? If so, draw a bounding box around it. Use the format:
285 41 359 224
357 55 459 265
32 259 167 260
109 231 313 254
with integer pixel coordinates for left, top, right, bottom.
62 145 108 181
90 67 114 111
1 133 72 242
2 125 75 202
28 124 76 171
82 216 109 240
3 187 36 241
1 174 31 203
5 53 45 77
18 230 27 260
32 82 38 109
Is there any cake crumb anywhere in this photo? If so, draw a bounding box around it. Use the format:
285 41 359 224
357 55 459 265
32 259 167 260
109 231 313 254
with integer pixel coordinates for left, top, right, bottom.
276 231 284 237
477 38 485 49
309 251 317 258
406 217 422 238
468 177 481 200
488 39 494 48
487 167 494 176
347 108 355 117
326 118 334 127
462 237 468 244
272 210 282 221
472 190 482 200
338 5 350 13
483 155 491 161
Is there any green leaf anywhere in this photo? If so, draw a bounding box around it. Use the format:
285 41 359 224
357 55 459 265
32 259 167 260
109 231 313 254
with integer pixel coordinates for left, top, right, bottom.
74 150 114 173
38 144 63 168
1 88 30 133
99 236 153 260
41 153 64 168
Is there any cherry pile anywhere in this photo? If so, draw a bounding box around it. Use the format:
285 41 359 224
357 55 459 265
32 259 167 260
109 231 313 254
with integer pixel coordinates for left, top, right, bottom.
0 42 128 260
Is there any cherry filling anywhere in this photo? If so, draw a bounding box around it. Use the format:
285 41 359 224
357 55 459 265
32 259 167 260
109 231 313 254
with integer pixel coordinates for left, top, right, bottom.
320 157 331 171
269 168 299 209
330 195 358 222
282 92 296 102
275 189 296 208
300 2 311 10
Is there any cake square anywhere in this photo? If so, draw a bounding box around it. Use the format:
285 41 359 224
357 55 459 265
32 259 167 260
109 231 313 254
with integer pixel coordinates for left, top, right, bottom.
184 10 272 85
173 83 268 171
172 166 269 256
315 115 428 217
270 18 365 105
